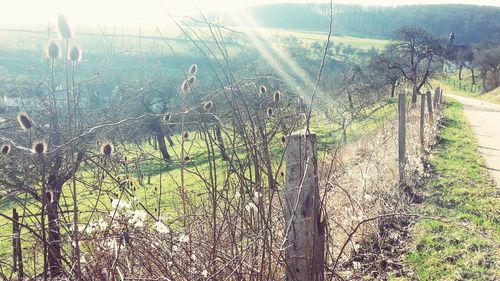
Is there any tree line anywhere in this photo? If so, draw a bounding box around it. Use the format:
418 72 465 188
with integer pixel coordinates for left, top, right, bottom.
215 3 500 45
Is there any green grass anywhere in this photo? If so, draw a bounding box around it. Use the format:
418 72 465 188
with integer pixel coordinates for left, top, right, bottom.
254 28 389 50
478 87 500 105
404 99 500 280
431 77 500 104
438 73 482 96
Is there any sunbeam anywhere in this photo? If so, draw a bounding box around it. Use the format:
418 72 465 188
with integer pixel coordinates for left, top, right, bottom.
225 8 331 108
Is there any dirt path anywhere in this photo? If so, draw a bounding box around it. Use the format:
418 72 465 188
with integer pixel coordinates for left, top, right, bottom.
446 93 500 186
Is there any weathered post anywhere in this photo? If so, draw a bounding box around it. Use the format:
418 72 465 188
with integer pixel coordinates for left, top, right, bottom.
439 88 444 106
433 87 440 109
12 209 23 280
426 91 433 121
284 130 324 281
420 93 425 145
398 91 407 186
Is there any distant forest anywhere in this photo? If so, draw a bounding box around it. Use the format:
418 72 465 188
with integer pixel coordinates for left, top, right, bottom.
215 4 500 45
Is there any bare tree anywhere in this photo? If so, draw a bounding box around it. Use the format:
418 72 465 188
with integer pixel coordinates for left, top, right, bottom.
381 26 442 104
473 40 500 91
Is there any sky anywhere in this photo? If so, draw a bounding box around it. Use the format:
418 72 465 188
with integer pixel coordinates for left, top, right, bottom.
0 0 498 27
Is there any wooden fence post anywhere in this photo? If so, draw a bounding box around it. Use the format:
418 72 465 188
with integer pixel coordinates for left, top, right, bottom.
284 130 324 281
433 87 439 109
426 91 433 121
12 209 24 280
439 88 444 105
420 93 425 145
398 92 407 186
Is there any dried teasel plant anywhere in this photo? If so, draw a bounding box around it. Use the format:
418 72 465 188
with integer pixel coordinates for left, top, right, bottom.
45 190 55 204
1 144 11 155
17 112 34 130
203 101 213 111
32 140 48 155
57 15 72 40
189 64 198 75
266 107 273 116
69 45 83 62
100 142 114 157
273 91 282 103
46 41 60 59
187 75 196 86
259 85 267 95
161 113 172 125
181 80 190 93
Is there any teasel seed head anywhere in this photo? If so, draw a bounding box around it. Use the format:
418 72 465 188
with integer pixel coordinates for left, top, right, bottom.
181 79 190 93
46 190 55 204
161 113 171 125
32 140 48 155
183 131 190 139
203 101 213 111
266 107 273 116
189 64 198 75
273 91 282 103
68 45 82 62
1 144 11 155
100 142 114 157
46 41 60 59
259 85 267 95
187 75 196 86
298 113 307 124
57 15 72 40
17 112 33 130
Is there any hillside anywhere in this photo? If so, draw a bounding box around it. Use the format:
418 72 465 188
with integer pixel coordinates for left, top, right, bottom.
214 3 500 45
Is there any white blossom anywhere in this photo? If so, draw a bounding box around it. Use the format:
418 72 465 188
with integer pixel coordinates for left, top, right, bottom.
253 191 262 200
179 234 189 243
98 219 108 230
126 210 147 228
111 198 131 210
156 220 170 234
245 202 258 212
85 223 96 234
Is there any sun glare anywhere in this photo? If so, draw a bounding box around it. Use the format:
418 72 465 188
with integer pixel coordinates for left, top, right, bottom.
1 0 498 26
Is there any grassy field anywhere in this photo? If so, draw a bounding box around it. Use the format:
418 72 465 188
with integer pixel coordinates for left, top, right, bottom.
254 27 389 50
434 77 500 106
480 87 500 104
0 25 388 59
403 100 500 280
